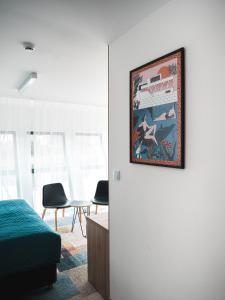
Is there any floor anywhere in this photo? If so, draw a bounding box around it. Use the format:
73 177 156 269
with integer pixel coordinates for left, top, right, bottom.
24 207 106 300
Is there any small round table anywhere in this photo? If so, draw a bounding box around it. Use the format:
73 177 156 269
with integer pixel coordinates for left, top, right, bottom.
70 201 92 237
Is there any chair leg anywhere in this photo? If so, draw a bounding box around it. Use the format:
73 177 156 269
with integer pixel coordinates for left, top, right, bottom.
62 208 65 218
55 209 58 231
95 205 98 214
42 208 47 219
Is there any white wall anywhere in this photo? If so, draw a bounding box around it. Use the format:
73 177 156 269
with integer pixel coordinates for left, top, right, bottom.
109 1 225 299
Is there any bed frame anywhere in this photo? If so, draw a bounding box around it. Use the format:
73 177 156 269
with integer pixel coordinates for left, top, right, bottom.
0 263 57 294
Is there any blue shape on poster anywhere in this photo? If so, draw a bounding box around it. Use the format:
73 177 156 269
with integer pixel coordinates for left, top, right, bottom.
133 102 178 161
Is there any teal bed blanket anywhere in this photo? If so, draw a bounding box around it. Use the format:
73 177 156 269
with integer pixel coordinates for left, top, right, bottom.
0 199 61 277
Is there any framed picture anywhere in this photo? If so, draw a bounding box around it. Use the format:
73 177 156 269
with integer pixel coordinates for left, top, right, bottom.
130 48 185 168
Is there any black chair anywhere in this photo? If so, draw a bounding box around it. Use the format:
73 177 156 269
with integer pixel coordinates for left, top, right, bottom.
42 183 72 231
92 180 109 214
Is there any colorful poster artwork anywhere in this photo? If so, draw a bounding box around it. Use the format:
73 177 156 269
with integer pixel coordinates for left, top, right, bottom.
130 48 185 168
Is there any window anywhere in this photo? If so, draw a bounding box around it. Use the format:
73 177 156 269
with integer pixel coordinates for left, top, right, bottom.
29 132 71 212
0 132 19 199
75 133 106 169
74 133 107 199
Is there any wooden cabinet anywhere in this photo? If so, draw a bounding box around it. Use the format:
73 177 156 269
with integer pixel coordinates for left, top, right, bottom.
86 213 109 300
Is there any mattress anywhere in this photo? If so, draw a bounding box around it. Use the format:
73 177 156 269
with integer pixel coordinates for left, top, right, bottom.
0 199 61 277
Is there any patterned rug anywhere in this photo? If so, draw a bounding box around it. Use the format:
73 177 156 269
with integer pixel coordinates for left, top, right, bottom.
58 242 87 273
22 224 103 300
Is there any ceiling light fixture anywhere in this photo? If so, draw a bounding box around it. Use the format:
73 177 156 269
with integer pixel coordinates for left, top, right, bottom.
18 72 38 92
22 41 35 51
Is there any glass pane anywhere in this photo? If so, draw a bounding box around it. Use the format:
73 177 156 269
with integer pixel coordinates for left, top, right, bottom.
75 134 105 169
74 133 107 199
0 133 16 170
0 132 18 199
33 134 66 169
0 174 18 199
30 132 70 213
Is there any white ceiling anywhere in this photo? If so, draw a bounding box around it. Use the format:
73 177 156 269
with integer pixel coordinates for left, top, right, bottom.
0 0 169 105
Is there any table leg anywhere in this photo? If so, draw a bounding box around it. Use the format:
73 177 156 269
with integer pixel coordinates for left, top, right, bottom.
77 207 85 237
71 205 91 237
71 207 78 232
79 207 82 223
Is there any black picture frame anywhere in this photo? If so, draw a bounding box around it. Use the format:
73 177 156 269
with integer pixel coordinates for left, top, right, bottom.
130 48 185 168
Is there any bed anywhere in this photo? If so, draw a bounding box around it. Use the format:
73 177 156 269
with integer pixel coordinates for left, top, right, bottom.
0 199 61 292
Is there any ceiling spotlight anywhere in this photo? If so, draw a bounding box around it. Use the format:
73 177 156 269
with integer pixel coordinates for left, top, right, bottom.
22 41 35 51
18 72 38 92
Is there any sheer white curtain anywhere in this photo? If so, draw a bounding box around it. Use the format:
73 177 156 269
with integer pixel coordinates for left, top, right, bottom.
0 97 108 213
73 133 107 199
0 132 19 199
